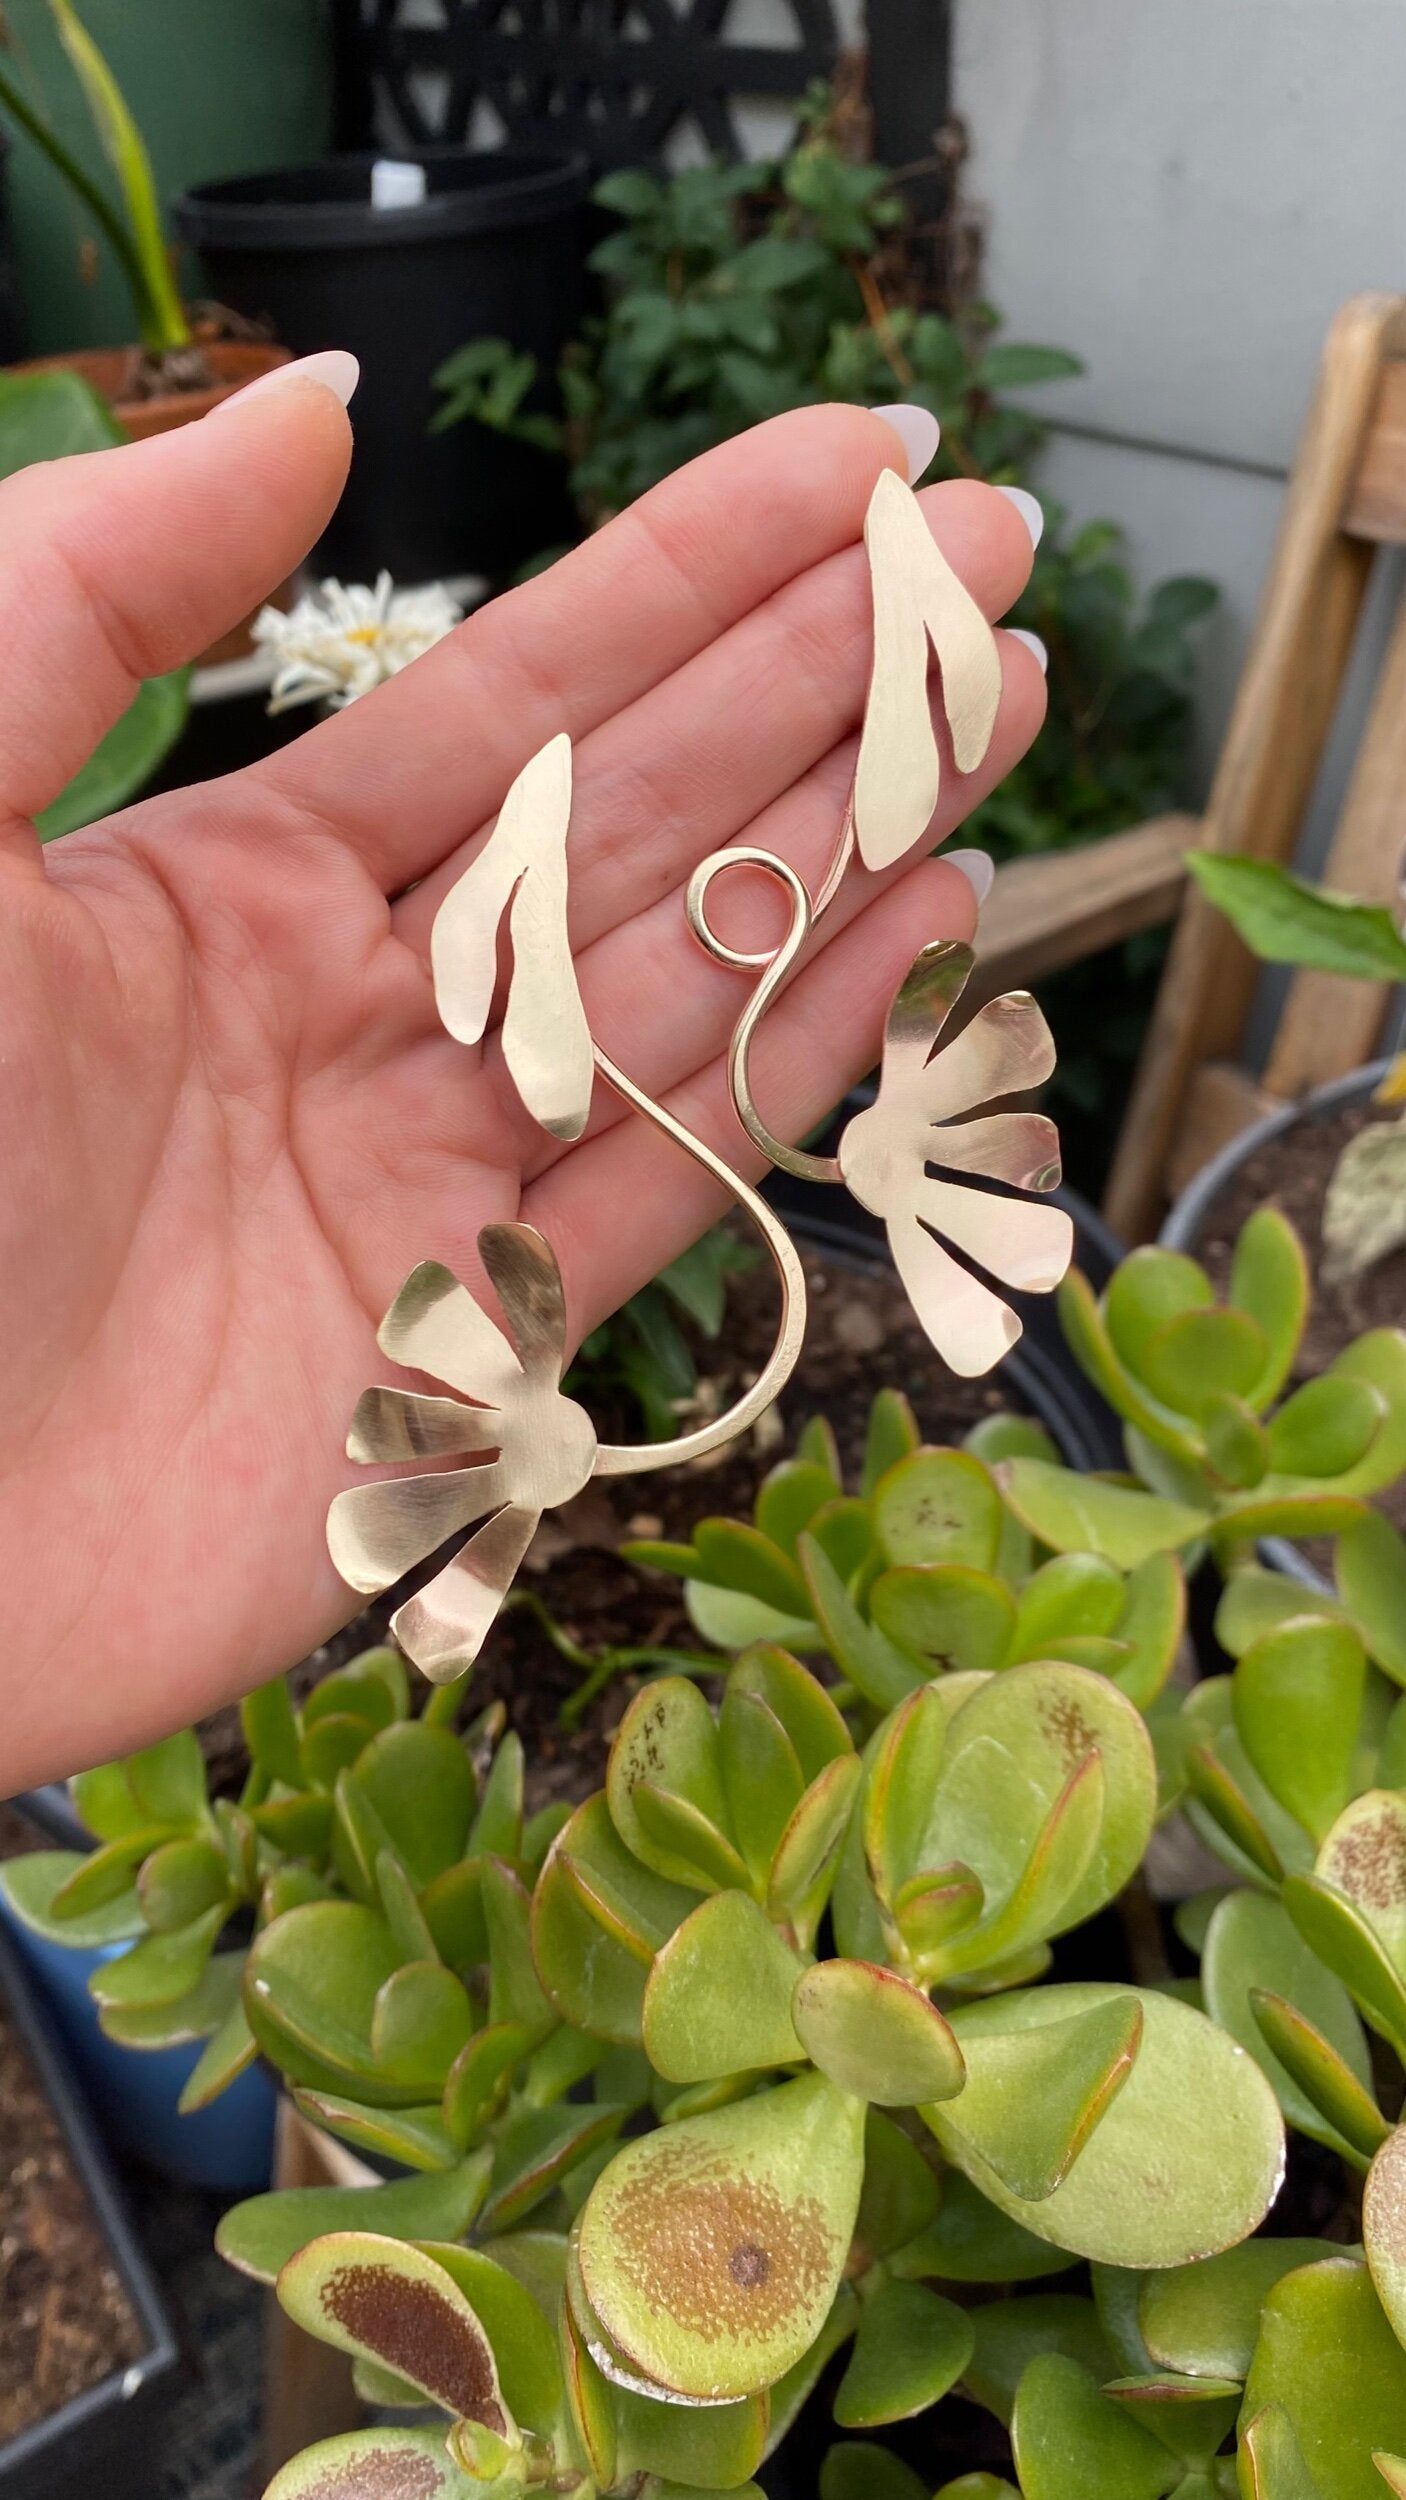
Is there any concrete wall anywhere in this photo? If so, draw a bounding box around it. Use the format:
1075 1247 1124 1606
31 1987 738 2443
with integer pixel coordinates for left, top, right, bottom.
953 0 1406 801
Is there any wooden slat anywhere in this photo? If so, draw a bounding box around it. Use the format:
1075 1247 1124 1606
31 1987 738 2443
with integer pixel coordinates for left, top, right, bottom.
260 2102 362 2480
1104 292 1406 1244
1262 588 1406 1096
1166 1061 1281 1201
975 814 1195 996
1344 357 1406 544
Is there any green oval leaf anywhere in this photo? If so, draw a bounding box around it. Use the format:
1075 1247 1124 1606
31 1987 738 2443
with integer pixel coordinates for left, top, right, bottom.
792 1959 964 2105
643 1891 804 2083
833 2278 973 2427
278 2232 509 2429
1242 2256 1406 2500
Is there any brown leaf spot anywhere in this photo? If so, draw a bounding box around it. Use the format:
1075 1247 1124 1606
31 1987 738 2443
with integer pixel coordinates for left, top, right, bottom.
321 2265 505 2433
1328 1808 1406 1912
301 2447 444 2500
604 2143 834 2348
1037 1689 1096 1771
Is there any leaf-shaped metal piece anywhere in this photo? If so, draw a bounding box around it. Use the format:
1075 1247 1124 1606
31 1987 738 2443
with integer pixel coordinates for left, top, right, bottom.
855 468 1003 871
431 732 594 1140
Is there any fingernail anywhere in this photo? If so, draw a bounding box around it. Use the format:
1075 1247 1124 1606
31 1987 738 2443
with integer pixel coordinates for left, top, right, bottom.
1008 627 1048 675
218 349 360 413
997 484 1044 548
944 848 995 906
871 403 941 485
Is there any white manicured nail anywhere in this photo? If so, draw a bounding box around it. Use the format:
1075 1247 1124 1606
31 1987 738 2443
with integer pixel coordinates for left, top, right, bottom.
1008 627 1048 674
997 484 1044 547
220 349 360 412
945 848 995 905
871 403 941 485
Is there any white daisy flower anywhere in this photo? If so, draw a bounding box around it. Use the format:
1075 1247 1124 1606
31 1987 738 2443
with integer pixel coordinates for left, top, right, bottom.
253 571 463 714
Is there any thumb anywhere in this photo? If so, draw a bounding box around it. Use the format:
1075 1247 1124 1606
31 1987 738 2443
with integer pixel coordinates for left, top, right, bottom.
0 354 355 829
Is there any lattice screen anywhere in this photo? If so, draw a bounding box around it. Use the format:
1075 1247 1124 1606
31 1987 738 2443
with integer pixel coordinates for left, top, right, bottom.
339 0 843 167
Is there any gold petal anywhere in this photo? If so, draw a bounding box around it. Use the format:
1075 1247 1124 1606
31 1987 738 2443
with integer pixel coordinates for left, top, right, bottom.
377 1260 521 1406
883 939 974 1078
479 1223 568 1384
392 1505 539 1685
854 469 1003 873
889 1214 1022 1380
933 1112 1063 1193
347 1387 503 1465
327 1462 506 1598
433 733 594 1143
919 991 1057 1123
914 1177 1074 1295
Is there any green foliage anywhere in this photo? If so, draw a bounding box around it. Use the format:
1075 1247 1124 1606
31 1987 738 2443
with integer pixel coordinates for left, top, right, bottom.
29 1216 1406 2491
0 368 189 833
566 1228 756 1444
0 1 189 350
1186 853 1406 986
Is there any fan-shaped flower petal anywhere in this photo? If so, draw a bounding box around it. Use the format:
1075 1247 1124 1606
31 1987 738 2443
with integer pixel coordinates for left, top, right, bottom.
392 1506 542 1687
328 1462 509 1598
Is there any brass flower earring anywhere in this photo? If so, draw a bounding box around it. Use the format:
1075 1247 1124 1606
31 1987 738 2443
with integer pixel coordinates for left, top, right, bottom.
327 470 1073 1686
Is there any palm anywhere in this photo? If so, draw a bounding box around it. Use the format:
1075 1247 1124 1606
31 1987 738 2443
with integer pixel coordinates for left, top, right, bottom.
0 384 1040 1786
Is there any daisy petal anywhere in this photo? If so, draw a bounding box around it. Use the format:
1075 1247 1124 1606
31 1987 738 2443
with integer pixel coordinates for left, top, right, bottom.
479 1224 568 1384
327 1462 506 1597
920 992 1057 1123
914 1176 1074 1295
393 1505 540 1685
890 1215 1022 1379
377 1261 520 1406
933 1112 1063 1193
347 1387 504 1465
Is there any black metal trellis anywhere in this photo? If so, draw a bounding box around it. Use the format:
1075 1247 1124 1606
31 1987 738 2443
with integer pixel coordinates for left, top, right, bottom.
332 0 843 168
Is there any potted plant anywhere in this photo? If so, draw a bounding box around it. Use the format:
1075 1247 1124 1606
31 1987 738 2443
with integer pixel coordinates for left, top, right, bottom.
174 145 591 585
0 0 289 427
12 1258 1406 2489
0 1916 181 2500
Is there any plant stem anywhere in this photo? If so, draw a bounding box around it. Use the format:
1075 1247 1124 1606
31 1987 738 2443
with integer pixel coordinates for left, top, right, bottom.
0 55 150 322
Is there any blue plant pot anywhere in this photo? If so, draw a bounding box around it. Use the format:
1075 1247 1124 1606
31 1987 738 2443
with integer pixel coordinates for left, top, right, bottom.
0 1900 276 2193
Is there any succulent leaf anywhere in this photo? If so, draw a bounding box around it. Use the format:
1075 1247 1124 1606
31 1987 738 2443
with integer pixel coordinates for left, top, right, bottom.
964 2291 1115 2425
217 2155 493 2286
1232 1618 1366 1842
1137 2238 1337 2382
263 2427 479 2499
576 2070 865 2401
1011 2354 1181 2500
997 1459 1210 1570
1200 1887 1374 2159
643 1892 805 2083
928 1985 1284 2267
277 2231 511 2429
792 1958 964 2104
1242 2257 1406 2500
831 2278 973 2426
926 1990 1142 2203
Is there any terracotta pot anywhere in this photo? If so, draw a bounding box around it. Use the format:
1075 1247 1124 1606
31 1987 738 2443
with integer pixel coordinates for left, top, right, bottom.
10 338 295 663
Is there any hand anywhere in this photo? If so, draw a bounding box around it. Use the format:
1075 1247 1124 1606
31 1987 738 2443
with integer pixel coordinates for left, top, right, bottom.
0 375 1043 1787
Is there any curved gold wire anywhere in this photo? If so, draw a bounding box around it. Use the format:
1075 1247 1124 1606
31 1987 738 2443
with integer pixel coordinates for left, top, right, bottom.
685 847 843 1187
590 1040 808 1475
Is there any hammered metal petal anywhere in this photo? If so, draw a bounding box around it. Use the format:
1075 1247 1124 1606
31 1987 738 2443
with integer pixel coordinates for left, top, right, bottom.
912 1176 1074 1295
479 1222 569 1386
854 471 1003 873
392 1504 541 1685
933 1112 1062 1194
347 1387 504 1466
919 991 1057 1124
889 1216 1023 1379
327 1461 507 1598
377 1260 521 1407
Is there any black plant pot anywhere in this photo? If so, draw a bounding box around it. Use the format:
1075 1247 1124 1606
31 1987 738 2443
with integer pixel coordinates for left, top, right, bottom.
175 147 590 583
1159 1059 1393 1597
0 1922 181 2500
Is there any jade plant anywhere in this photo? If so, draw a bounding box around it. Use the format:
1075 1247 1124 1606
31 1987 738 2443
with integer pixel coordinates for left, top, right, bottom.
1034 1207 1406 1566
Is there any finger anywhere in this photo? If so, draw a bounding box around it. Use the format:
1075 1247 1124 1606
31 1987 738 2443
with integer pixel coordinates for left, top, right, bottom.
0 373 352 826
250 404 927 892
391 476 1036 958
524 856 968 1344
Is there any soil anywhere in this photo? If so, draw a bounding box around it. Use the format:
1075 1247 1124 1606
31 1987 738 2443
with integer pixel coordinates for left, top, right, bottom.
191 1238 1031 1817
1196 1098 1406 1538
0 1982 144 2441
